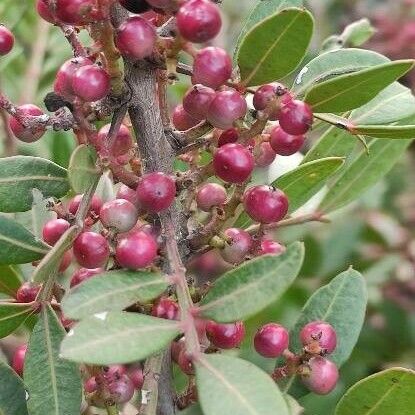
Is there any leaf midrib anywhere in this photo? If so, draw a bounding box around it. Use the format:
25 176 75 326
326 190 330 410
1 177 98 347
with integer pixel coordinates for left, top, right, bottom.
0 176 66 184
0 232 49 255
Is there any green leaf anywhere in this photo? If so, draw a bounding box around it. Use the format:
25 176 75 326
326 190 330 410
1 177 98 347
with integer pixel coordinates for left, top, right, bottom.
62 270 169 320
0 360 28 415
335 368 415 415
198 242 304 323
0 156 69 213
60 312 181 365
68 145 100 194
0 215 49 265
319 139 411 212
179 404 203 415
305 60 415 113
196 354 289 415
50 131 76 169
25 305 82 415
0 303 34 338
339 18 376 47
0 265 23 297
237 8 314 86
352 124 415 139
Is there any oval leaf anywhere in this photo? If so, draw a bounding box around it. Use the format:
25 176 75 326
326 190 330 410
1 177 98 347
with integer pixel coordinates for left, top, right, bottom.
0 303 34 338
335 368 415 415
198 242 304 323
60 312 180 365
0 265 23 297
196 354 289 415
238 8 314 86
62 270 169 320
305 60 415 113
0 156 69 213
25 305 82 415
68 145 100 194
0 360 28 415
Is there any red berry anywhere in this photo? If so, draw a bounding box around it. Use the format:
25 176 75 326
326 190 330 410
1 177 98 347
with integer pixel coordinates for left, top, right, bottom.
12 344 27 376
72 64 110 102
221 228 252 264
254 323 289 358
269 125 305 156
116 230 158 269
116 16 156 60
100 199 138 233
196 183 227 212
207 90 247 130
177 349 195 375
300 321 337 354
192 47 232 90
36 0 55 23
217 128 239 147
119 0 150 13
127 366 144 389
206 320 245 349
16 282 40 303
42 219 70 246
254 142 277 167
59 250 73 272
97 124 133 157
172 105 200 131
253 83 288 120
136 172 176 213
117 184 141 208
189 249 230 280
108 375 135 404
183 84 216 120
104 364 127 382
258 238 285 256
243 185 289 224
9 104 46 143
68 194 102 217
279 100 313 136
0 25 14 56
70 267 103 288
84 376 98 393
73 231 110 268
55 0 103 25
301 357 339 395
213 143 254 184
176 0 221 43
151 297 179 320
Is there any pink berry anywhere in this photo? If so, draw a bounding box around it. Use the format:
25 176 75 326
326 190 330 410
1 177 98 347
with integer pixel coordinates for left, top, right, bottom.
36 0 55 23
72 65 110 102
151 297 179 320
100 199 138 233
68 194 102 217
254 323 289 358
279 100 313 136
221 228 252 264
42 219 70 246
207 90 247 130
243 185 289 224
176 0 221 43
183 84 216 120
12 344 27 376
104 364 127 382
258 238 285 256
254 142 277 167
116 230 158 269
300 321 337 354
127 366 144 389
269 125 305 156
70 267 103 288
119 0 150 13
196 183 227 212
97 124 133 157
108 375 135 404
217 128 239 147
55 0 103 25
117 184 141 208
73 231 110 268
192 47 232 90
84 376 98 393
16 282 40 303
253 83 288 120
189 249 230 280
172 105 200 131
136 172 176 213
116 16 156 60
177 349 194 375
206 320 245 349
9 104 46 143
301 357 339 395
0 25 14 55
59 250 73 273
213 143 254 184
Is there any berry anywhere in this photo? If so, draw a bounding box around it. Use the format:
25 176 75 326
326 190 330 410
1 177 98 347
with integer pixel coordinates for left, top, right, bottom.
192 47 232 90
217 128 239 147
183 84 216 120
59 250 73 273
42 219 70 246
207 90 247 130
254 323 289 358
12 344 27 376
104 364 127 382
300 321 337 354
9 104 46 143
189 249 230 280
301 357 339 395
279 100 313 136
254 142 277 167
177 349 194 375
127 366 144 389
116 230 158 269
136 172 176 213
55 0 103 25
36 0 55 23
70 267 103 288
73 231 110 268
253 83 287 120
213 143 254 184
119 0 150 13
0 25 14 56
84 376 98 393
68 194 102 217
108 375 135 404
16 282 40 303
243 185 289 224
116 16 156 60
258 238 285 256
221 228 253 264
269 125 305 156
176 0 222 43
151 297 179 320
100 199 138 233
117 184 141 208
172 105 200 131
72 65 110 102
97 124 133 157
206 320 245 349
196 183 227 212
